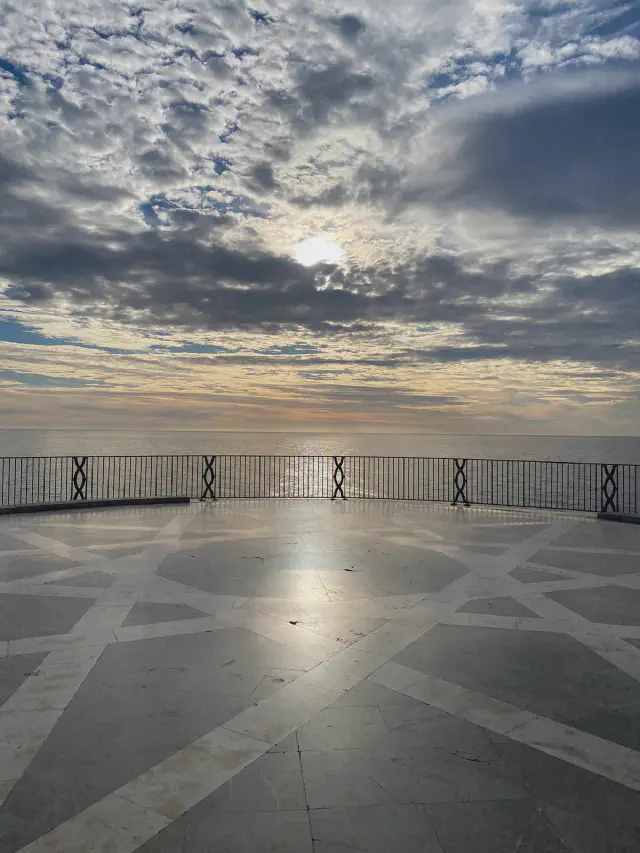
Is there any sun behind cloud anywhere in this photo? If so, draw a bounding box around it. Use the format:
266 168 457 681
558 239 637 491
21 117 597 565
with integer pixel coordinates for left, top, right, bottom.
294 235 343 267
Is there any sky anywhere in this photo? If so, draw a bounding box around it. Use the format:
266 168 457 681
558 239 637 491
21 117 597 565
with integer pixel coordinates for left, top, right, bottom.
1 0 639 434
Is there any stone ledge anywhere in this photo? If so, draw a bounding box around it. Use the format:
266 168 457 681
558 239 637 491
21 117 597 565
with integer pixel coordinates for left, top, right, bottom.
598 512 640 525
0 496 192 516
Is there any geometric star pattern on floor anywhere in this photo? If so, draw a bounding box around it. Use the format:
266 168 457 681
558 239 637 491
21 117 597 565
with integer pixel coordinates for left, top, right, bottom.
1 501 640 851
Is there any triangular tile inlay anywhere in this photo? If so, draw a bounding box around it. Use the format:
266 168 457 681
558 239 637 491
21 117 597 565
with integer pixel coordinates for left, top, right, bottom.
457 596 541 619
121 601 210 628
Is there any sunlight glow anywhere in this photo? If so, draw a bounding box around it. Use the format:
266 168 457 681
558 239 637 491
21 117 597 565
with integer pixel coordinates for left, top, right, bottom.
294 235 343 267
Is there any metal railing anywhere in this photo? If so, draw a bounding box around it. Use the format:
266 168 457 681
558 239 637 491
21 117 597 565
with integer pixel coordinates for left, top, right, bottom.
0 455 638 514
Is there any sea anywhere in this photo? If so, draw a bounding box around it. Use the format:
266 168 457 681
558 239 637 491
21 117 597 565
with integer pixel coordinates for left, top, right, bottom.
0 430 639 463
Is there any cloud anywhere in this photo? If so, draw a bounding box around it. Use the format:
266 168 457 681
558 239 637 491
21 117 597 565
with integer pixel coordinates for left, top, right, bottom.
1 0 640 430
403 70 640 227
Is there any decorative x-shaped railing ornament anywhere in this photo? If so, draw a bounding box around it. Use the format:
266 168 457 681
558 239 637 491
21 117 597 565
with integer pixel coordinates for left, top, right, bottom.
332 456 346 500
201 456 217 500
600 464 618 513
71 456 88 501
452 458 470 506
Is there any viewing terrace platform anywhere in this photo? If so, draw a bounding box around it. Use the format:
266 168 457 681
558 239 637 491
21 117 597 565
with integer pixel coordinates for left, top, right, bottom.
1 498 640 852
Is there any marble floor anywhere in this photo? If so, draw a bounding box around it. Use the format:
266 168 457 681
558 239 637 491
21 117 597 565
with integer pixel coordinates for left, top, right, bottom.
1 500 640 852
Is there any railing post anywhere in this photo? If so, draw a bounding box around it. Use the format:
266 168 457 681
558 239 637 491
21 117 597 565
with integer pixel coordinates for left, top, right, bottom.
201 455 217 501
332 456 346 500
452 458 470 507
71 456 88 501
600 464 618 513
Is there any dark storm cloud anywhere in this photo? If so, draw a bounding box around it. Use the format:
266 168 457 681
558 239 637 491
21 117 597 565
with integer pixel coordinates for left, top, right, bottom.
2 138 639 375
405 71 640 227
0 169 537 333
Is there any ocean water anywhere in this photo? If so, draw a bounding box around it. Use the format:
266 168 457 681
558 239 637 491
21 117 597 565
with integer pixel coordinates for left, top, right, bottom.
0 430 639 463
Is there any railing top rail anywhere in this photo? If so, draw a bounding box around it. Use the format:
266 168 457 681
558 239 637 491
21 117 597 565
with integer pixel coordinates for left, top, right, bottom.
1 454 639 466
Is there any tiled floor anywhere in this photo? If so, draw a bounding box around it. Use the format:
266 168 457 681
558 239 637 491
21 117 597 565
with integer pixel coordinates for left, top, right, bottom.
1 500 640 852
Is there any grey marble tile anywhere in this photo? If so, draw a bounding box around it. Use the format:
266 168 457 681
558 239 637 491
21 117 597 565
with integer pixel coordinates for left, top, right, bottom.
457 543 508 555
46 571 114 588
426 800 572 853
301 741 527 808
159 561 325 599
297 705 390 750
331 680 424 707
137 808 313 853
104 627 325 688
121 601 210 627
0 552 77 583
34 525 158 547
0 673 248 851
510 566 568 583
181 751 306 814
267 731 299 753
553 522 640 551
311 805 444 853
532 549 640 576
548 586 640 627
0 593 93 641
394 624 640 730
0 652 47 705
494 739 640 853
378 704 496 750
441 523 550 543
288 615 388 645
457 596 541 618
319 554 467 598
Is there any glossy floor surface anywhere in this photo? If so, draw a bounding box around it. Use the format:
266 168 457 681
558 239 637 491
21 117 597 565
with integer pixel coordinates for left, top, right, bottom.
1 500 640 852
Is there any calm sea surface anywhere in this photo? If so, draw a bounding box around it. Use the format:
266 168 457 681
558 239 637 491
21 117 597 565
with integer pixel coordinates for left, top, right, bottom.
0 431 639 463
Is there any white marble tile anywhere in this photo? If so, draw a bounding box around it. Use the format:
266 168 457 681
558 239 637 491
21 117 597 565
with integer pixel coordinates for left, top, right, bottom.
348 620 438 657
366 661 425 693
509 716 640 791
18 793 170 853
114 616 226 643
116 727 269 818
11 531 105 564
614 624 640 639
12 567 106 588
2 648 106 712
147 591 243 613
94 586 143 607
8 628 116 657
40 522 163 532
265 626 344 657
0 548 43 557
217 605 285 635
241 597 317 620
0 709 63 785
0 779 15 807
248 667 305 702
41 644 107 664
576 632 640 683
510 593 584 625
224 680 341 744
403 671 535 735
71 605 134 632
2 584 102 599
371 662 640 793
297 648 387 693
